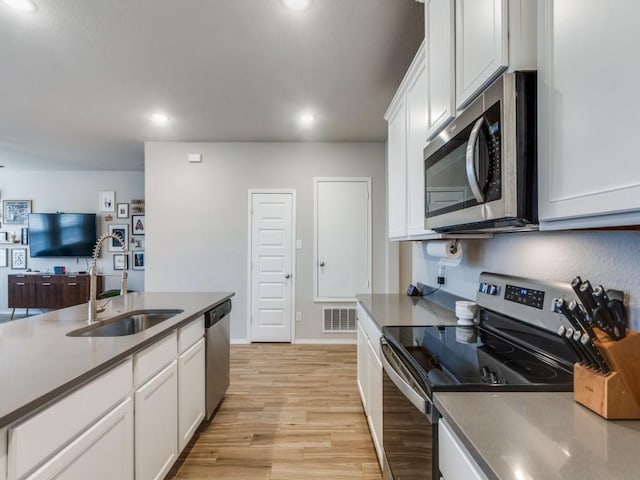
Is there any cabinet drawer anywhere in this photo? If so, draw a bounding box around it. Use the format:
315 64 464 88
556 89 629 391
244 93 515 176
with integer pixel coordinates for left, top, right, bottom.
134 331 177 387
178 317 204 354
439 419 487 480
8 359 133 480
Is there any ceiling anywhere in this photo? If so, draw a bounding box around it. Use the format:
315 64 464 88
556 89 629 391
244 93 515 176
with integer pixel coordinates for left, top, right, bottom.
0 0 424 171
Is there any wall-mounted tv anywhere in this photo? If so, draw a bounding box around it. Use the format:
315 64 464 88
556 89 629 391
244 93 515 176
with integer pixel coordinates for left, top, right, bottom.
28 213 97 258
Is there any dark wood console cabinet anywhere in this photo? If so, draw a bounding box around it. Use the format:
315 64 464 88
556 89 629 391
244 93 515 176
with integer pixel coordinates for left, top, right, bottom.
8 274 103 317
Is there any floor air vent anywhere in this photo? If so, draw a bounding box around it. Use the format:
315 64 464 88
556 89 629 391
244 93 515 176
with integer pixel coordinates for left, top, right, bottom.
322 307 356 333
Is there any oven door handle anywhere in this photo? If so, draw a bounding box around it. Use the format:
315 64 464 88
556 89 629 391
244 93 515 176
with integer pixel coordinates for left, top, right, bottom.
465 116 486 203
380 338 433 423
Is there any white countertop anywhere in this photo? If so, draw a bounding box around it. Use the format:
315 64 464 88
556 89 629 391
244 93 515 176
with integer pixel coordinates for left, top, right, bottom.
0 291 233 428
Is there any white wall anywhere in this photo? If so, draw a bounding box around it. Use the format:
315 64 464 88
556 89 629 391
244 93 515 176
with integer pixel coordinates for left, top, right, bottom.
412 230 640 330
0 170 145 312
144 142 389 342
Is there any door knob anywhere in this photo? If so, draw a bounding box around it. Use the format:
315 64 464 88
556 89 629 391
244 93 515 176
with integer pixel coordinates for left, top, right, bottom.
319 261 325 267
285 274 291 279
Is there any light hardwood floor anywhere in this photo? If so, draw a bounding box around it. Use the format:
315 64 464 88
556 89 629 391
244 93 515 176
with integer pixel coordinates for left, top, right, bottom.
168 343 381 480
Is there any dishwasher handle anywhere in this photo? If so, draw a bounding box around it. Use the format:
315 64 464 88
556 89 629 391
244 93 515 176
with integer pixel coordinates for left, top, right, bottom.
381 337 433 423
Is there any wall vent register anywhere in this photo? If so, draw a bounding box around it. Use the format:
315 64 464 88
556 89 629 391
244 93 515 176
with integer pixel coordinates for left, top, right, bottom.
323 307 356 333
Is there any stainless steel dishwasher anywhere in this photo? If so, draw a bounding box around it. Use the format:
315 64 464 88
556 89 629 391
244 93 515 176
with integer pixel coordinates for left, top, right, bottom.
205 299 232 420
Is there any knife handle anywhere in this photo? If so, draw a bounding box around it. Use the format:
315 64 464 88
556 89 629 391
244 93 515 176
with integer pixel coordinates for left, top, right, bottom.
580 333 611 375
578 281 598 317
557 326 582 365
567 328 592 368
554 298 582 333
568 300 595 339
575 330 601 371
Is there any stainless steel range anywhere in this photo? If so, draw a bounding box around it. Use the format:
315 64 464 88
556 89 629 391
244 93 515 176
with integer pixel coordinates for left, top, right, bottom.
381 272 579 480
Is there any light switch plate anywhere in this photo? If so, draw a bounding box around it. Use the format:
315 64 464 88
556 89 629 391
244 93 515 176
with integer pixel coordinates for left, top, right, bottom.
188 153 202 163
296 239 302 249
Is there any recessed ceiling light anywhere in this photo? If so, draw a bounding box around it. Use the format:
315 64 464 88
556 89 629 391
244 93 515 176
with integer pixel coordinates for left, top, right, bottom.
150 112 169 126
298 112 316 127
282 0 312 11
1 0 37 12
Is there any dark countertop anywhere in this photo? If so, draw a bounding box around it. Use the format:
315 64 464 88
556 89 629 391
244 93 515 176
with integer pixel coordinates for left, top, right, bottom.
356 293 462 328
0 291 233 428
434 391 640 480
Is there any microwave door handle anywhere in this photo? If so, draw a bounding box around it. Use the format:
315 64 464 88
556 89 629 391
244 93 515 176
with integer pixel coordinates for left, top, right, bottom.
465 117 486 203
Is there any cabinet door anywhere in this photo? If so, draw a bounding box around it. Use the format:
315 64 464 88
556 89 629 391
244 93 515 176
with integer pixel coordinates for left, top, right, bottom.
34 276 59 309
25 398 133 480
60 276 88 307
406 55 432 237
538 0 640 229
455 0 508 109
8 275 34 308
366 338 383 467
135 361 178 480
387 97 408 240
426 0 456 140
356 322 369 413
178 338 205 452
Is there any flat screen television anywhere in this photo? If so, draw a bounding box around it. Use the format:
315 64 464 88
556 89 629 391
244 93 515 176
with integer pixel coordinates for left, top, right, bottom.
28 213 97 258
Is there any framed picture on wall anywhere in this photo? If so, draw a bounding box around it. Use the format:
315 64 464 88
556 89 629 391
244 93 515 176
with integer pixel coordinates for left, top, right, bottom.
99 191 115 212
3 200 31 224
0 248 7 268
117 203 129 218
132 215 145 235
132 251 144 270
108 224 129 252
11 248 27 269
113 253 128 271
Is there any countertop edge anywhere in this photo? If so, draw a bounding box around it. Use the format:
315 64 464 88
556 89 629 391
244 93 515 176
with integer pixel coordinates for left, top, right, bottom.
0 292 234 429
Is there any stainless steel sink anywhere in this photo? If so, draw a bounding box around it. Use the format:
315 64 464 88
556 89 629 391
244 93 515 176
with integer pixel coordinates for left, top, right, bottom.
67 309 184 337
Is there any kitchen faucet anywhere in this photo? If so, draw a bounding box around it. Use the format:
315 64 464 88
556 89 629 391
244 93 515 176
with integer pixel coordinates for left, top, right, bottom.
88 232 128 323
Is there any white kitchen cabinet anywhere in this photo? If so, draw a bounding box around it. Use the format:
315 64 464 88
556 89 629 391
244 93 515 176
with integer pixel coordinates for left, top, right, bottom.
439 419 488 480
386 92 408 240
355 303 383 467
0 428 6 480
386 41 435 240
25 398 134 480
455 0 508 109
425 0 456 140
178 338 205 452
135 361 178 480
538 0 640 230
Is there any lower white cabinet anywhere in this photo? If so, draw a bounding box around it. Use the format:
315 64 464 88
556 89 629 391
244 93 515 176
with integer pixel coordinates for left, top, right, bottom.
178 338 206 451
25 398 134 480
356 303 383 466
439 419 487 480
135 361 179 480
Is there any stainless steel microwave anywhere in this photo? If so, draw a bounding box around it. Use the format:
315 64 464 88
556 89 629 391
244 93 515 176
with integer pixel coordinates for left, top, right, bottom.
424 71 537 233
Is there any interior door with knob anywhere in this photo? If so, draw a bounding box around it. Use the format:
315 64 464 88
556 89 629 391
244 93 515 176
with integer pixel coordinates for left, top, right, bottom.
249 191 295 342
314 178 372 301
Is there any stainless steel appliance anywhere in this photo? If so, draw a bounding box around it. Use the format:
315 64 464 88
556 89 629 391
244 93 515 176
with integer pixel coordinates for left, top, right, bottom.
381 273 578 480
424 71 537 233
205 299 232 420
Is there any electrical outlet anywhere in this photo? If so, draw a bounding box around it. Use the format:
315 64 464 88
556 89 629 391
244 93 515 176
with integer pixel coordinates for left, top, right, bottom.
437 265 446 285
296 312 302 322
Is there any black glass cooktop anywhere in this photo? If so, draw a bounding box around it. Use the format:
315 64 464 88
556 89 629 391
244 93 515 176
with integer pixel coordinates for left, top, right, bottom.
382 312 575 395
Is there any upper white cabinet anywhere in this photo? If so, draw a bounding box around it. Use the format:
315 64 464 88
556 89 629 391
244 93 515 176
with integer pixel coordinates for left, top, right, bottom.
386 94 408 240
455 0 508 109
386 42 433 240
538 0 640 229
426 0 456 140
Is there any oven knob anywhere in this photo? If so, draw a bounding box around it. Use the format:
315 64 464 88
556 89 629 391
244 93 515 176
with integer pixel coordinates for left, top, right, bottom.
480 366 490 380
478 283 487 293
489 371 499 384
488 284 498 296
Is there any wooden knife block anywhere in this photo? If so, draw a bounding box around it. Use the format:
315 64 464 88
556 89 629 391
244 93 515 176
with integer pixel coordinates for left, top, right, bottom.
574 330 640 419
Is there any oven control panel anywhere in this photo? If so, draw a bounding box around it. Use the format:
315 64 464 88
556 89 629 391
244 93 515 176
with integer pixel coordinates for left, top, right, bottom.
476 272 578 332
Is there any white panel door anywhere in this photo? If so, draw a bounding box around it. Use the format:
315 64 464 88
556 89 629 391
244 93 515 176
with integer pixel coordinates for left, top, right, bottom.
250 192 294 342
315 179 371 301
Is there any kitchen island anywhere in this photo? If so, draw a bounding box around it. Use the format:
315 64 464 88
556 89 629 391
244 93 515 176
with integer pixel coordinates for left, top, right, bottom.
0 291 233 480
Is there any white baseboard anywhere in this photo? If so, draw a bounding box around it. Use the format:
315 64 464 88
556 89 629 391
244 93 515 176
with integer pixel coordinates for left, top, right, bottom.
231 338 251 345
293 338 356 345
